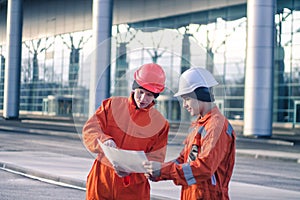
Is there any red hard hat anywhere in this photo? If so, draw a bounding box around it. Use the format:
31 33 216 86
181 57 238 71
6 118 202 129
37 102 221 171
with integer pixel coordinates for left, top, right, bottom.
134 63 166 93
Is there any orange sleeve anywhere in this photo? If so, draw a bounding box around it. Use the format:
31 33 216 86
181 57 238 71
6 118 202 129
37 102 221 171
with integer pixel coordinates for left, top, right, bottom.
82 99 113 153
159 150 189 185
146 121 169 162
174 147 186 164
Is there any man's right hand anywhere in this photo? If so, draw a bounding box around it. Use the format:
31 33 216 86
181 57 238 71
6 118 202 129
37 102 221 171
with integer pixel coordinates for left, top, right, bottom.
103 139 117 148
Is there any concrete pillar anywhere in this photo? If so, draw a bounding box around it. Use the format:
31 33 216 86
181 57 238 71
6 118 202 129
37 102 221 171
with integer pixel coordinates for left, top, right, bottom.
3 0 23 119
180 33 191 122
89 0 113 116
244 0 275 137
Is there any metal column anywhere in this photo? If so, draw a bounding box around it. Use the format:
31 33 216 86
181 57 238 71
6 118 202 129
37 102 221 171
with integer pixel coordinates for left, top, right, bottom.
3 0 23 119
89 0 113 116
244 0 275 137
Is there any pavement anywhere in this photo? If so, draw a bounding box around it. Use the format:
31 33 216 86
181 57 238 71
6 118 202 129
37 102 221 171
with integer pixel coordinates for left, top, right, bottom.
0 116 300 199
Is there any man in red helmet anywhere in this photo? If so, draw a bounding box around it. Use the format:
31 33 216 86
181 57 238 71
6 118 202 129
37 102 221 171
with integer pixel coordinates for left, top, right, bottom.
82 63 170 200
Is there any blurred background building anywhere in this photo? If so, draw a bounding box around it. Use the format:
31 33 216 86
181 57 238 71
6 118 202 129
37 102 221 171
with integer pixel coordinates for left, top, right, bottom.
0 0 299 136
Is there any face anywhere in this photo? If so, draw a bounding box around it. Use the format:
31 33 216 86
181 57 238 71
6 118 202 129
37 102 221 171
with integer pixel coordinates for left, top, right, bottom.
181 95 202 116
134 88 155 109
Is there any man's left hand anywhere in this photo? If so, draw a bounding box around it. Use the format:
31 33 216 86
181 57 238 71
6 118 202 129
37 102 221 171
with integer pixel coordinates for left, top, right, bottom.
143 161 162 178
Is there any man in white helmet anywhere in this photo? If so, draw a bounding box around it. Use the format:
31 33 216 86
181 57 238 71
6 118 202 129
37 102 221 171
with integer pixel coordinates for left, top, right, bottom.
144 67 236 200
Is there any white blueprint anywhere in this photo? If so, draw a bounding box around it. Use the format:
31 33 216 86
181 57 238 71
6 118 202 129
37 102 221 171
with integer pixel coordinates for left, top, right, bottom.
98 139 148 173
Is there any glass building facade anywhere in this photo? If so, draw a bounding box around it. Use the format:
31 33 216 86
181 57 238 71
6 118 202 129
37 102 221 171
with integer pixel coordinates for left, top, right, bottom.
0 0 300 124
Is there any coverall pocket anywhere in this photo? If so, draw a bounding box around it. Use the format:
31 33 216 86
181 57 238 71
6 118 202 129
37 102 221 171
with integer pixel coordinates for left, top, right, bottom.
208 188 223 200
194 187 205 200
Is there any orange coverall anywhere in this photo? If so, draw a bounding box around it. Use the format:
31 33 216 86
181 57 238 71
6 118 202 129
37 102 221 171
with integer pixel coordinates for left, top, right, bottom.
159 106 236 200
82 94 169 200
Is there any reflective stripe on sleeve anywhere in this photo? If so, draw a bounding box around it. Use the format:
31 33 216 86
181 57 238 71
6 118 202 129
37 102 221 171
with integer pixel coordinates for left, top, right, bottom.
171 159 180 164
197 126 207 138
226 123 233 137
182 163 196 185
211 173 216 186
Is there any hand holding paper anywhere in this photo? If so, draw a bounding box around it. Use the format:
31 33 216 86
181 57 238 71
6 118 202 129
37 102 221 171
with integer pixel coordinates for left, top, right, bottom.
103 139 117 148
98 139 148 173
143 160 162 178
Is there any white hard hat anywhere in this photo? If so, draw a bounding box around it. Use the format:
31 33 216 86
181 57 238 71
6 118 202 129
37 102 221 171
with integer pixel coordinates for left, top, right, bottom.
174 67 218 97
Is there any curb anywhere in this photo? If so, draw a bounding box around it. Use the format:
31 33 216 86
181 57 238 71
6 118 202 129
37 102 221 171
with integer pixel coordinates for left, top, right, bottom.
0 126 80 140
236 150 300 164
236 137 294 146
0 161 86 190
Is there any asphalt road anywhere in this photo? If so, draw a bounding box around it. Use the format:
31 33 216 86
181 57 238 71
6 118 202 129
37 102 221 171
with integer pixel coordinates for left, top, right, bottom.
1 129 300 199
233 156 300 192
0 169 85 200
